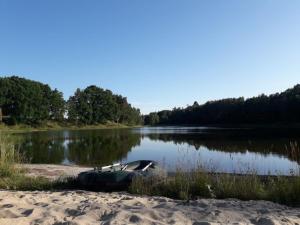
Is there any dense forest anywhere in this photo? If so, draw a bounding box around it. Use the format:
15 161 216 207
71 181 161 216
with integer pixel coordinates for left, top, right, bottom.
144 84 300 125
2 76 300 127
0 76 141 125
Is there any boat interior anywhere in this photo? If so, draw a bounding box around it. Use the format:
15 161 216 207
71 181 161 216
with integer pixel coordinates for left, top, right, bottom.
96 160 155 172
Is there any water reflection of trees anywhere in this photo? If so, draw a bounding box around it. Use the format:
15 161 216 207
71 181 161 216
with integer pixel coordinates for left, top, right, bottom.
19 129 300 166
20 134 65 164
146 133 300 164
67 130 141 166
20 130 141 166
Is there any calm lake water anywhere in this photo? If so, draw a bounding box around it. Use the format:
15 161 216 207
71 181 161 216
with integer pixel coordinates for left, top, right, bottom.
17 127 300 175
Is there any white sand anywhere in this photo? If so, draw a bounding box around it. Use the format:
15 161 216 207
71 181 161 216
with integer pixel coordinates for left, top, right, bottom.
0 190 299 225
21 164 92 180
4 164 298 224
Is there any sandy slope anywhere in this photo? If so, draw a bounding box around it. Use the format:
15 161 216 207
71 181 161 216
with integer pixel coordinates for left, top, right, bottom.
0 191 299 225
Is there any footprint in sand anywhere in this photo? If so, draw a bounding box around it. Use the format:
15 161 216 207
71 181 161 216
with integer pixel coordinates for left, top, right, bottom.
129 215 141 223
100 211 117 222
65 208 85 217
34 202 49 207
0 208 33 218
0 210 19 218
250 217 277 225
193 222 211 225
21 209 34 216
0 204 14 208
214 210 222 216
121 196 134 201
52 221 78 225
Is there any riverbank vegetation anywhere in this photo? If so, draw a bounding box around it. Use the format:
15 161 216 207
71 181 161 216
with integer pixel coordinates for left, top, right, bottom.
0 76 142 129
144 84 300 126
129 170 300 206
0 121 136 133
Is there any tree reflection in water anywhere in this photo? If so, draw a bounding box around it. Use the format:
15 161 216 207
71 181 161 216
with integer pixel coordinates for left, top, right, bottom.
18 127 300 169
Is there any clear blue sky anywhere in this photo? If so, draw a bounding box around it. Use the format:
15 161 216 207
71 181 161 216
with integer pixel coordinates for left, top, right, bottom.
1 0 300 114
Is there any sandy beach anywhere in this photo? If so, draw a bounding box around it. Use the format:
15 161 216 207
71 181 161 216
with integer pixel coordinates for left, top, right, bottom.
21 164 93 180
0 190 299 225
0 164 295 225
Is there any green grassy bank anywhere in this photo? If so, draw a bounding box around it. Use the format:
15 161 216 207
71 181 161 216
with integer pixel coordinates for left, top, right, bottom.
0 121 140 133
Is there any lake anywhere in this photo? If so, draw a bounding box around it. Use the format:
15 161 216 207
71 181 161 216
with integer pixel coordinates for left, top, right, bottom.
17 126 300 175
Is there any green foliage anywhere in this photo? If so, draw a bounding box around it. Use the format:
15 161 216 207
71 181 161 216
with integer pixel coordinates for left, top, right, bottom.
0 76 141 127
0 76 65 124
145 85 300 125
144 112 160 125
67 85 141 125
0 133 22 177
266 177 300 206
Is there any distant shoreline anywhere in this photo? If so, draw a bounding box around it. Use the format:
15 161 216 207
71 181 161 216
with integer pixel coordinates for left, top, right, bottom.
2 122 300 133
145 123 300 129
0 122 141 133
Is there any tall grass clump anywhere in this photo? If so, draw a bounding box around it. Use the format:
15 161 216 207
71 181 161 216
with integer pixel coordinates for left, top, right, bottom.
129 156 212 201
0 133 22 178
210 173 267 200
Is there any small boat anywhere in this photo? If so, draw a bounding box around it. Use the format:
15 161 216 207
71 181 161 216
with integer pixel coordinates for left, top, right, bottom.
77 160 165 191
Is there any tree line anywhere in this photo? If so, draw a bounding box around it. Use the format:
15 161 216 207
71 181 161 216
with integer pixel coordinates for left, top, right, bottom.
144 84 300 125
0 76 142 125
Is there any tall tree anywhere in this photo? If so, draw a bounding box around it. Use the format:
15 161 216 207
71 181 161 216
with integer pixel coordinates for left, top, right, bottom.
0 76 65 124
67 85 142 125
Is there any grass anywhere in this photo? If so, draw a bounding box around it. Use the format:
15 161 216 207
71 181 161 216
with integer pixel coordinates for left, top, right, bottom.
129 169 300 206
129 167 212 200
0 121 140 133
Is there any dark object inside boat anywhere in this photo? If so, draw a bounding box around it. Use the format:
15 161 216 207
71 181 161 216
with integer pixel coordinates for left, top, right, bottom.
77 160 164 191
